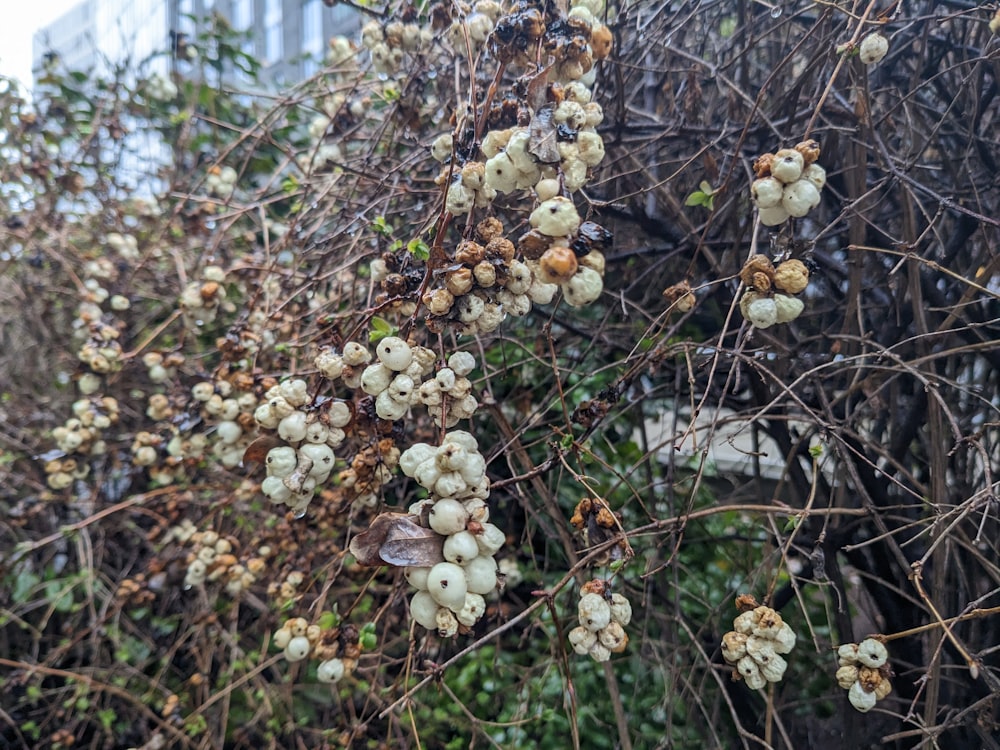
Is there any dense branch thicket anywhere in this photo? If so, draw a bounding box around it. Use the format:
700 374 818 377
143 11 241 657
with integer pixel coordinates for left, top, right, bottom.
1 1 998 748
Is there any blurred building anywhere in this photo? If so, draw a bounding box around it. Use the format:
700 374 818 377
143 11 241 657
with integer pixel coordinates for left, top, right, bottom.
32 0 359 86
31 0 358 192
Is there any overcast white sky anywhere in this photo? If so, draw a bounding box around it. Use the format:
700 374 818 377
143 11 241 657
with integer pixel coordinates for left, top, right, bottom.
0 1 84 91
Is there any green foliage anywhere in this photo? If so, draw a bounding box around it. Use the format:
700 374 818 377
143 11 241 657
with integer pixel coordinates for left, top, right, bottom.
684 180 717 211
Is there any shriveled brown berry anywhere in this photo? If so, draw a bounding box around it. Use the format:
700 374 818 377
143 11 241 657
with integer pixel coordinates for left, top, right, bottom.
753 153 775 178
773 259 809 294
794 139 821 166
570 498 593 528
426 288 456 314
858 666 882 692
382 273 408 296
595 506 617 528
445 267 474 295
590 25 613 59
663 280 696 312
518 229 551 260
750 271 771 293
580 578 608 596
473 261 498 288
485 237 516 263
455 240 485 265
475 217 503 243
739 254 776 288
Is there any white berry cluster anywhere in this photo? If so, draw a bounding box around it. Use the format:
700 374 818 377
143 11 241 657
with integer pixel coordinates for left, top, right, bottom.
568 580 631 662
445 1 502 55
339 439 402 511
486 0 612 84
67 397 118 444
738 255 811 329
360 18 433 76
416 351 480 427
142 351 183 386
254 378 343 514
721 603 797 689
442 159 498 215
131 430 163 468
265 568 307 603
835 638 892 712
191 377 260 469
106 231 141 261
525 199 607 307
272 617 362 684
43 456 89 491
316 338 481 428
359 336 438 421
146 71 178 101
415 1 614 325
50 397 119 475
77 322 124 375
400 431 502 636
178 265 229 329
750 140 826 227
315 340 371 386
173 526 264 596
205 165 238 200
327 35 357 67
413 219 535 335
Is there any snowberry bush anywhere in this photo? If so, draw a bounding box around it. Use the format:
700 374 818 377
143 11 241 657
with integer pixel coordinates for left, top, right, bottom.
3 2 999 748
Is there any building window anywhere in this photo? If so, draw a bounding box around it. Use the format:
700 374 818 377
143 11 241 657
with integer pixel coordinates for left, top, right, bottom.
264 0 282 64
301 0 323 77
232 0 255 62
233 0 253 29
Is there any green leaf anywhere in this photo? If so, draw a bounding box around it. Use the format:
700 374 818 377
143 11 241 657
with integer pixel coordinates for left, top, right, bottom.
809 444 823 457
368 316 396 343
12 571 39 603
407 238 430 260
360 622 377 651
317 609 341 629
371 216 393 236
685 181 717 210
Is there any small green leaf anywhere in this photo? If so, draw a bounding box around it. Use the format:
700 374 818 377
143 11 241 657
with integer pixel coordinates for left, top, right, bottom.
368 317 396 343
407 238 430 260
12 571 39 603
371 216 393 236
317 610 341 629
359 622 377 651
809 444 823 457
